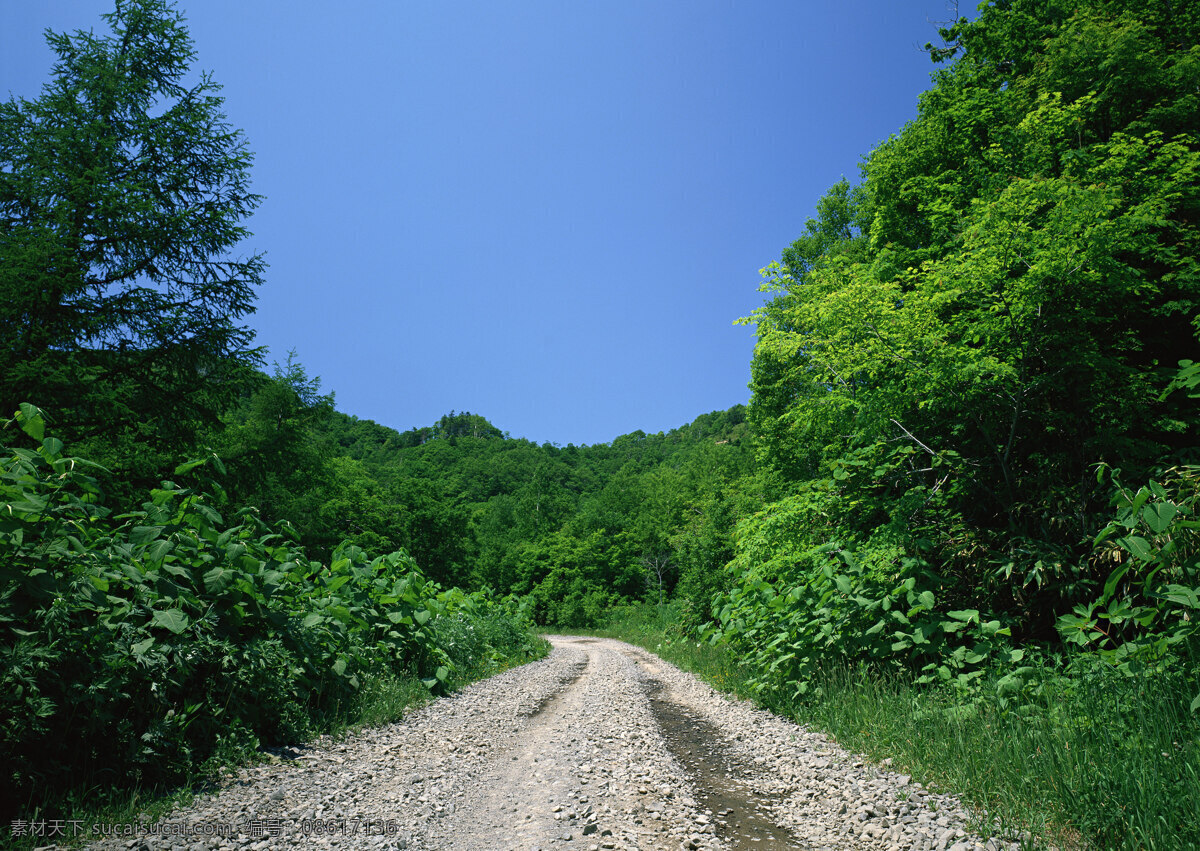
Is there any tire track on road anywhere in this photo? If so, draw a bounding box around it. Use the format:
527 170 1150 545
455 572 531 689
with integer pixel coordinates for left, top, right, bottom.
85 637 1025 851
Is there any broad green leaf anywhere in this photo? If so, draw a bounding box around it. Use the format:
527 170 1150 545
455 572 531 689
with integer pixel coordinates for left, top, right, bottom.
147 538 173 564
16 404 45 441
1117 535 1155 562
1101 563 1131 603
152 609 189 634
1159 585 1200 608
203 567 233 593
130 525 164 545
996 673 1023 696
1142 502 1178 534
173 457 208 476
79 582 106 607
3 490 47 515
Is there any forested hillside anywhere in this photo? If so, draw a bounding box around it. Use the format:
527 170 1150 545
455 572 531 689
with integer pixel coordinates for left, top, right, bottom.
3 0 1199 847
206 363 758 627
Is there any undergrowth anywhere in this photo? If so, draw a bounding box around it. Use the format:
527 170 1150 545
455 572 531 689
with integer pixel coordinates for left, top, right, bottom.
0 406 548 849
3 634 549 851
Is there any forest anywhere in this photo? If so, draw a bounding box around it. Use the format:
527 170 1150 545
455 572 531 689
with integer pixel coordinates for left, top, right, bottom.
2 0 1198 848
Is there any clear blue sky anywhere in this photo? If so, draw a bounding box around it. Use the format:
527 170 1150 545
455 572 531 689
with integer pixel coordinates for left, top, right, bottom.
3 1 967 446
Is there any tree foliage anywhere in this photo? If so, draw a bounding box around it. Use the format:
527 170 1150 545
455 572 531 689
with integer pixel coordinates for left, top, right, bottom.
312 405 756 624
739 0 1200 643
0 0 265 462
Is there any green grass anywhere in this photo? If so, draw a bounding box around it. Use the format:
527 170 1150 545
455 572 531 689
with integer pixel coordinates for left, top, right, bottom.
789 659 1200 851
585 603 1200 851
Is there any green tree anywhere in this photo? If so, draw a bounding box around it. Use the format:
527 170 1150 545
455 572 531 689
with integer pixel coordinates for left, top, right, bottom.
213 352 335 534
0 0 264 465
742 0 1200 635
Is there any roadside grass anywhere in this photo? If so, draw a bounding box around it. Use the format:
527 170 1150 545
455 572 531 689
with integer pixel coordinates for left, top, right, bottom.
585 602 1200 851
2 631 550 851
792 659 1200 851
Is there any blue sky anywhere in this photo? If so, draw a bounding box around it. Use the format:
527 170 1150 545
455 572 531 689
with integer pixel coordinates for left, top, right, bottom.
3 2 967 446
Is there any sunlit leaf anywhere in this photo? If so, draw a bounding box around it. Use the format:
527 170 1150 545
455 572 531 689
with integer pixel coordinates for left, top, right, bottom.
151 609 189 634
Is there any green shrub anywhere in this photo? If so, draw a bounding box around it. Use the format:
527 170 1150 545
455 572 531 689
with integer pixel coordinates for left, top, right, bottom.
712 495 1015 702
0 404 541 819
1058 464 1200 712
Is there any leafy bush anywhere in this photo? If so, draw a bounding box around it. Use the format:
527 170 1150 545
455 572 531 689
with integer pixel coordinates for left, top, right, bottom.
1058 463 1200 710
0 404 542 817
710 493 1016 702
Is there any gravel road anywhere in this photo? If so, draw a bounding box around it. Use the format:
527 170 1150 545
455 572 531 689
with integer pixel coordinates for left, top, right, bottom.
87 636 1024 851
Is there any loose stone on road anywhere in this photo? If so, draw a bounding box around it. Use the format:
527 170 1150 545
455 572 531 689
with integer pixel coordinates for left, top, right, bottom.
88 636 1023 850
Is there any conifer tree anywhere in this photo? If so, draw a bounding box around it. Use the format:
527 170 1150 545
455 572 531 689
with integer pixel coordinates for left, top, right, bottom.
0 0 264 459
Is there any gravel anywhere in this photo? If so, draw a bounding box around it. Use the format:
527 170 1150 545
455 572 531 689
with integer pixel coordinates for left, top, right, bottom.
80 636 1029 851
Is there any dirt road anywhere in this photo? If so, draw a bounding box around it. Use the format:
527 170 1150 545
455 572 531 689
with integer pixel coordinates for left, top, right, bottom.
88 636 1020 850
